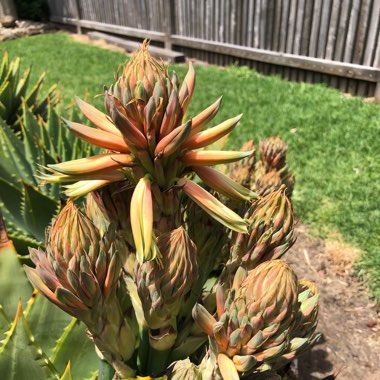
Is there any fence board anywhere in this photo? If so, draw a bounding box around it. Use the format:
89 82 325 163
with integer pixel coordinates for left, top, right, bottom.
363 0 380 66
48 0 380 98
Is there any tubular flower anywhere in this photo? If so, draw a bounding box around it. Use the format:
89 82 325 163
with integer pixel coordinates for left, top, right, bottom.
85 192 110 238
192 260 302 379
130 175 158 263
169 359 202 380
178 178 248 234
88 183 135 246
39 41 251 258
136 227 198 350
24 202 137 377
226 186 295 279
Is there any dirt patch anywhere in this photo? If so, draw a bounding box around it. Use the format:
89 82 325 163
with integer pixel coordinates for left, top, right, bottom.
0 20 55 41
285 225 379 379
71 33 127 54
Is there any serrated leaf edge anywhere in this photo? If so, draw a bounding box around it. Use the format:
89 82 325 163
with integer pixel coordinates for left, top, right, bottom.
0 300 61 379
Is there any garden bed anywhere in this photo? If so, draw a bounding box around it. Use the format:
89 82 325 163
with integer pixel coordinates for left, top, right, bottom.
287 226 379 379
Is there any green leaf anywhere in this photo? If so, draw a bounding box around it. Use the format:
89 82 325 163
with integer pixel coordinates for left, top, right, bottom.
51 318 98 379
0 305 10 334
47 105 61 156
39 118 53 155
0 178 25 229
0 118 34 183
25 73 45 108
22 102 43 172
58 124 73 162
0 302 60 380
15 67 31 100
35 84 58 117
0 80 11 117
7 229 40 254
60 362 73 380
26 292 72 358
21 182 58 242
0 101 6 119
0 242 32 316
0 52 9 82
0 160 19 189
98 359 115 380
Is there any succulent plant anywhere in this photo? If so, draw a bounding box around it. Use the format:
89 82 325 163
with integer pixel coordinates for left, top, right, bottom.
136 226 198 350
224 186 295 281
229 137 295 197
193 260 320 379
25 202 137 377
0 90 99 254
0 51 58 130
228 140 256 189
8 41 320 379
39 40 255 263
0 212 99 379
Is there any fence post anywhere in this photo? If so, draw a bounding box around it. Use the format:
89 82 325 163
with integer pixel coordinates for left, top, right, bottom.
164 0 175 50
73 0 82 34
0 0 18 21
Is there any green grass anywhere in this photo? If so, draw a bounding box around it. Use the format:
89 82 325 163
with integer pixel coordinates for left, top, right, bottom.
2 33 380 299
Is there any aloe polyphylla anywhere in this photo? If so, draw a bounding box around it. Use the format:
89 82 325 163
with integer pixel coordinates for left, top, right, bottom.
22 41 320 379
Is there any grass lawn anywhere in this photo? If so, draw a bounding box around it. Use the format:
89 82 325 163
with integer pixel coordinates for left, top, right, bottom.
2 33 380 299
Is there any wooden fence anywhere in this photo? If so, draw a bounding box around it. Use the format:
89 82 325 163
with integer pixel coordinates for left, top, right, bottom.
47 0 380 100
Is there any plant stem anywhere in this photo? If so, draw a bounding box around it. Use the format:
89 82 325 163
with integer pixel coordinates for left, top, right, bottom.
98 359 115 380
137 327 149 374
146 347 170 376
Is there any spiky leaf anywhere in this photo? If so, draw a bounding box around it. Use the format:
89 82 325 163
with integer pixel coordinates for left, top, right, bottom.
50 318 98 379
0 243 32 316
26 292 72 358
0 302 60 380
21 182 59 242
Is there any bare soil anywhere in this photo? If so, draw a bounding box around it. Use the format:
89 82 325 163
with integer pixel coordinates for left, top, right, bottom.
71 33 130 54
285 225 380 379
0 20 54 41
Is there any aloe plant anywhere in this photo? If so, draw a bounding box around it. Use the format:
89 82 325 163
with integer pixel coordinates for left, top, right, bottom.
0 101 99 254
19 42 320 379
0 51 100 254
0 51 58 130
0 219 98 379
229 137 295 197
